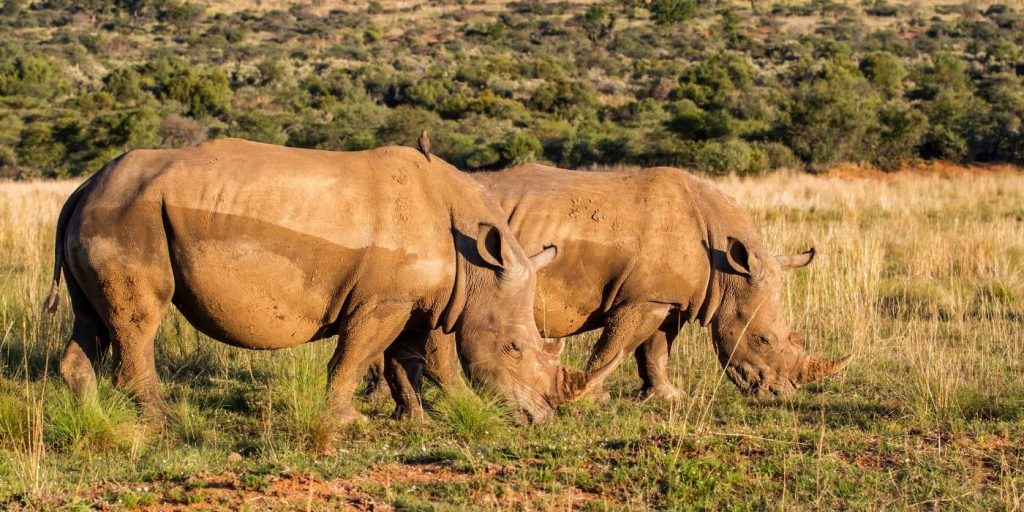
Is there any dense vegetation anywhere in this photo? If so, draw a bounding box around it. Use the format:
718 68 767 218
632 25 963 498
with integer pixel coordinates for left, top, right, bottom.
1 0 1023 178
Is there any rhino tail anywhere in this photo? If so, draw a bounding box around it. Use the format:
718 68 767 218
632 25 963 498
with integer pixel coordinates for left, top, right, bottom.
44 176 94 314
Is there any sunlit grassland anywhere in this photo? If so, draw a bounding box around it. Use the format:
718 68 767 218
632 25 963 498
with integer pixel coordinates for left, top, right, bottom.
0 171 1022 509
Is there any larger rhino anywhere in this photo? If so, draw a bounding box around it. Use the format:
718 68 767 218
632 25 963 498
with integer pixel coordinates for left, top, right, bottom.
379 164 850 415
45 140 616 426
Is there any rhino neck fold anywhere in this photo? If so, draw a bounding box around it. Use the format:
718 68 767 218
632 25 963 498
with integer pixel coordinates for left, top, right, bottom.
694 220 724 327
437 219 469 334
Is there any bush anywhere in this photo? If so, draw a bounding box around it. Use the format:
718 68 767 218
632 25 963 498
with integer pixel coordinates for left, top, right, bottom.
871 101 928 170
920 90 990 162
159 114 207 147
692 138 759 176
785 68 881 167
228 110 287 145
860 52 907 96
0 51 68 100
494 131 542 167
650 0 698 25
15 121 68 177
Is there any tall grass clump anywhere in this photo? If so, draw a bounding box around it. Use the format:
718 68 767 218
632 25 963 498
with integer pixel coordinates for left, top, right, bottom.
44 382 144 453
273 346 333 453
432 390 508 443
167 390 215 446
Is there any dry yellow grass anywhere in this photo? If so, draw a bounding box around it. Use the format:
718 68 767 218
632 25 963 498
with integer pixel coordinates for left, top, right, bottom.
0 169 1022 508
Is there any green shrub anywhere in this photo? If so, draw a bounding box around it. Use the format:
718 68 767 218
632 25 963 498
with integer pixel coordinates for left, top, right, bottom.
650 0 698 25
0 51 68 100
15 121 68 177
870 100 928 171
920 90 990 162
860 51 907 96
785 68 881 168
228 110 287 145
692 138 758 176
493 131 542 167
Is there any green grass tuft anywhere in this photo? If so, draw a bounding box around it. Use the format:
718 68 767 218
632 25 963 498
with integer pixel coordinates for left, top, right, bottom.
432 391 508 443
44 382 144 452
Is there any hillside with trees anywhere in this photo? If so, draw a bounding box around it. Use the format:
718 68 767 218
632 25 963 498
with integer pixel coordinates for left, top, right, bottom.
1 0 1023 178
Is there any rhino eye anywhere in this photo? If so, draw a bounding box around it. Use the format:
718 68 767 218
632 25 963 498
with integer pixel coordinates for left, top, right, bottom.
754 335 776 346
503 340 524 359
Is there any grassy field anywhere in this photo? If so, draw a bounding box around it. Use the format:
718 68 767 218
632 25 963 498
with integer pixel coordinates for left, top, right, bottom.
1 167 1023 509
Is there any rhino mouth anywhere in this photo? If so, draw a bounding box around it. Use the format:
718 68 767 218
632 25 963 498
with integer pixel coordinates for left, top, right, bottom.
724 364 799 397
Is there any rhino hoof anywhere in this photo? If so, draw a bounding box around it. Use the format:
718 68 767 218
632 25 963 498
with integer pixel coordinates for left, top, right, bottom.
331 407 369 427
639 385 684 402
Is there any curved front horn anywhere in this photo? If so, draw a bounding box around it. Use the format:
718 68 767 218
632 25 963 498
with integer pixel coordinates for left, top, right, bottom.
556 350 625 403
798 354 852 384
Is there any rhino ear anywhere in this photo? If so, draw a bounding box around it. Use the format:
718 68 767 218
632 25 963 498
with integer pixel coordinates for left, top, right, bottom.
776 248 815 270
541 339 564 358
476 223 508 269
725 237 761 277
529 245 557 270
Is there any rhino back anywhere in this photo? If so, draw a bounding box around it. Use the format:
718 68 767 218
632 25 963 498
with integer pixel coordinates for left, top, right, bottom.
473 165 736 334
71 139 465 349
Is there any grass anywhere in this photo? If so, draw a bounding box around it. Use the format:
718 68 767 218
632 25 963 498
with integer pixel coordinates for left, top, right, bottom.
0 168 1022 508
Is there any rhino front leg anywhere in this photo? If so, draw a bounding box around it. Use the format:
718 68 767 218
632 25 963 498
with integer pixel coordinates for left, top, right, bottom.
423 329 470 392
586 302 672 400
326 301 412 426
635 320 683 401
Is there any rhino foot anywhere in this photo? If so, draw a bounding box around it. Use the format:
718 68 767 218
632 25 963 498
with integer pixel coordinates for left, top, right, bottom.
330 406 369 427
391 403 427 422
639 385 684 402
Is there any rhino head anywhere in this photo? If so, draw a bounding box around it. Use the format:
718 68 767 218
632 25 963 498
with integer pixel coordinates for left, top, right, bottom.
451 224 616 423
707 237 851 397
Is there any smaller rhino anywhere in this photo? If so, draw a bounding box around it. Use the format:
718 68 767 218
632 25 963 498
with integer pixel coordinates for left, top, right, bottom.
375 164 850 418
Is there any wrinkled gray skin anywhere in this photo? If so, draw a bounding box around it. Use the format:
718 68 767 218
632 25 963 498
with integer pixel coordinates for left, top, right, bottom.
375 165 850 418
45 140 613 426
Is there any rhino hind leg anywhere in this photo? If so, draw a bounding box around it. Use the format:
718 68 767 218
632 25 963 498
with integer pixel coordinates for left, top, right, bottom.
635 324 683 401
105 281 172 425
326 301 413 426
59 276 111 402
359 356 391 401
586 302 673 400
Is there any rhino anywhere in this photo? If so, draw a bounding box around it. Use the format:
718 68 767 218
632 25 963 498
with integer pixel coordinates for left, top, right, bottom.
377 164 850 417
45 140 617 426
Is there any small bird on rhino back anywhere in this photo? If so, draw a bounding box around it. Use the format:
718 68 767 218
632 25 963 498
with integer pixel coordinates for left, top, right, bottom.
418 129 431 162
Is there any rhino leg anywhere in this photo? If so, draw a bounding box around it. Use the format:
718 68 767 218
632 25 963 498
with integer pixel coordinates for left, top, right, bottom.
635 321 683 401
104 279 172 425
326 301 412 426
59 275 111 403
423 329 469 392
359 357 391 401
385 356 424 421
383 330 426 421
586 303 672 400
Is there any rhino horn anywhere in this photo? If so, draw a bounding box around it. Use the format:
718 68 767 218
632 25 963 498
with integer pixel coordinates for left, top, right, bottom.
797 354 852 384
558 350 625 403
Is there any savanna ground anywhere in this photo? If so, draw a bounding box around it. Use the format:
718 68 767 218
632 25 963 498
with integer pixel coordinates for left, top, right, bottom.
1 165 1023 510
